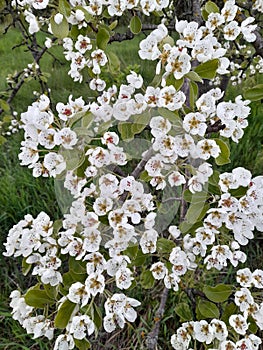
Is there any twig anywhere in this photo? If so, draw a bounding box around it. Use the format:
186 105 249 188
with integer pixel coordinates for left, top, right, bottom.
146 287 169 350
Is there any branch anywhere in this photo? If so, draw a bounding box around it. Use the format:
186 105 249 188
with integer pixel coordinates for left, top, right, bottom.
146 287 169 350
192 0 203 26
206 120 225 134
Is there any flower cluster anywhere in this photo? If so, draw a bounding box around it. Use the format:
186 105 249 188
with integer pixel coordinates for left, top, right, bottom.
171 268 263 350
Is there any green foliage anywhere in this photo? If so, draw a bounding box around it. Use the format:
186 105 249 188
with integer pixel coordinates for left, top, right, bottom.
215 138 231 165
203 284 233 303
130 16 142 34
196 300 220 319
194 59 219 80
54 299 76 329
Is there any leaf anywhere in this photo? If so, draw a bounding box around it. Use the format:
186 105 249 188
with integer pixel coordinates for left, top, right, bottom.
203 284 233 303
44 284 58 299
131 111 151 135
194 59 219 80
59 0 71 17
118 122 134 141
96 27 110 50
130 16 142 34
140 270 155 289
243 84 263 101
107 51 121 72
55 299 77 329
156 238 176 254
201 8 209 21
93 303 102 330
81 112 94 128
24 286 54 308
221 302 239 324
109 20 118 31
205 1 220 14
179 221 203 234
189 81 199 109
185 71 203 83
185 203 210 224
157 107 182 127
123 245 138 260
133 249 147 266
214 138 231 165
197 300 220 319
183 190 208 203
22 258 31 276
74 338 91 350
0 99 10 112
69 257 87 274
175 303 192 322
166 75 184 90
50 15 69 39
140 170 152 182
0 135 6 145
59 148 85 171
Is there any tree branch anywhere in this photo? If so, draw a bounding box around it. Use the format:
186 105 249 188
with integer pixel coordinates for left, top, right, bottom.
146 287 169 350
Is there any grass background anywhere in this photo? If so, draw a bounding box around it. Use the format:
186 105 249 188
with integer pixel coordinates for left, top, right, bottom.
0 24 263 349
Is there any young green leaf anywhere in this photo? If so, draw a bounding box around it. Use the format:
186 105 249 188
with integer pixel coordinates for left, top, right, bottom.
50 15 69 39
203 284 233 303
130 16 142 34
205 1 220 14
215 138 231 165
197 300 220 319
243 84 263 101
54 299 77 329
194 59 219 80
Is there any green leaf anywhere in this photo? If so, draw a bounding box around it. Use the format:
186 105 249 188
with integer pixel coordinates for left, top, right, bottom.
131 111 151 135
44 284 58 300
215 138 231 165
123 244 138 260
243 84 263 101
69 257 87 274
81 112 94 128
194 59 219 80
107 51 121 72
166 75 184 90
189 81 199 109
185 71 203 83
205 1 220 14
24 286 54 308
221 302 239 324
50 15 69 39
118 122 134 141
157 108 182 127
197 300 220 319
74 338 91 350
109 20 118 31
93 303 102 330
96 27 110 50
201 8 209 21
156 238 176 254
139 170 152 182
179 221 203 234
130 16 142 34
55 299 77 329
185 203 210 224
0 135 6 145
0 99 10 112
203 284 233 303
22 258 31 276
183 190 208 203
59 0 71 17
140 270 155 289
175 303 192 322
133 249 147 266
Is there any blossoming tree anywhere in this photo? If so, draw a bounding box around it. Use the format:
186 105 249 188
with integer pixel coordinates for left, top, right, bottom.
1 0 263 349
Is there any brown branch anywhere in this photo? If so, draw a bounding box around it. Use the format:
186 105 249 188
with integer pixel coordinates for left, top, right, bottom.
192 0 203 26
146 287 169 350
206 120 226 134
